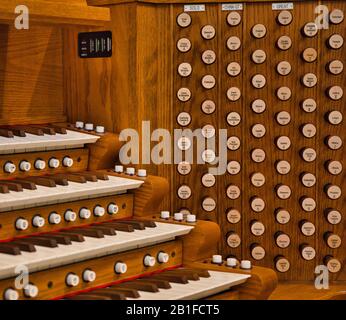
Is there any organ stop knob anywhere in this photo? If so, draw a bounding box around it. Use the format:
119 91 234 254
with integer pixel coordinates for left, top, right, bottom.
49 212 61 225
114 262 128 274
212 255 223 264
240 260 252 270
19 161 31 172
23 284 39 298
79 208 91 219
157 252 169 263
4 288 19 300
62 157 74 167
82 270 96 283
93 206 105 217
66 273 80 287
4 162 16 174
143 255 156 267
15 218 29 231
32 215 45 228
226 258 237 267
64 210 77 222
34 159 46 170
108 203 119 215
48 158 60 168
160 211 170 219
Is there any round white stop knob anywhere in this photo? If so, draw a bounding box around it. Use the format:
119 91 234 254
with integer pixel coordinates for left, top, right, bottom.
241 260 252 270
160 211 170 219
49 212 61 225
126 167 135 175
4 162 16 174
34 159 46 170
96 126 105 134
75 121 84 129
19 161 31 172
32 215 45 228
79 208 91 219
186 214 196 223
15 218 29 231
108 203 119 215
66 273 80 287
115 165 124 173
137 169 147 177
82 270 96 283
114 262 128 274
212 255 223 264
85 123 94 131
4 288 19 300
62 157 73 168
23 284 39 298
174 212 184 221
64 210 77 222
48 158 60 169
143 255 156 267
157 252 169 263
94 206 105 217
226 258 237 267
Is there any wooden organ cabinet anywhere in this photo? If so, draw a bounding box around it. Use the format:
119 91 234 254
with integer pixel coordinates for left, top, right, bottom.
0 0 277 300
75 0 346 282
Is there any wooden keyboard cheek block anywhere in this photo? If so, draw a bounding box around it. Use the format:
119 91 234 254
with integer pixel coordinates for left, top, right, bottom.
0 241 182 300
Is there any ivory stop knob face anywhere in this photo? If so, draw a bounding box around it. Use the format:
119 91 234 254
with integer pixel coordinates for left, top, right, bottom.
301 148 317 162
212 255 223 264
201 100 216 114
251 74 266 89
275 257 290 273
83 270 96 282
325 184 342 200
327 60 343 75
226 36 241 51
143 255 156 267
114 262 128 274
250 172 265 187
277 35 292 50
173 212 183 221
301 221 316 236
251 245 266 260
16 218 29 231
24 284 39 298
276 160 291 175
251 99 266 113
276 111 291 126
201 149 216 163
227 232 241 248
201 173 216 188
275 233 290 248
302 48 318 62
85 123 94 131
227 208 241 224
160 211 170 219
327 110 343 125
301 245 316 261
34 159 46 170
277 10 293 25
66 273 80 287
177 185 192 200
32 215 45 228
252 24 267 38
250 221 265 236
252 49 266 64
177 87 191 102
328 34 344 49
301 123 317 138
176 112 191 127
251 148 266 163
4 289 19 301
301 172 316 187
302 73 318 88
326 135 342 150
250 197 265 212
201 124 215 138
177 62 192 77
325 233 342 248
226 112 241 126
300 197 316 212
226 185 241 199
201 75 216 89
326 160 343 175
301 98 317 113
64 210 77 222
4 162 16 174
303 22 318 37
177 136 191 150
325 257 342 273
227 11 242 26
226 258 237 267
329 9 344 24
276 209 291 224
49 212 61 225
201 197 216 212
227 87 241 101
201 25 216 40
276 184 291 199
176 12 191 28
48 158 60 168
328 86 343 100
186 214 196 223
251 124 266 138
177 38 191 52
63 157 74 168
227 62 241 77
19 161 31 172
240 260 252 270
75 121 84 129
276 136 291 150
177 161 191 175
227 161 241 175
277 86 292 101
227 136 241 150
202 50 216 65
277 61 292 76
93 206 105 217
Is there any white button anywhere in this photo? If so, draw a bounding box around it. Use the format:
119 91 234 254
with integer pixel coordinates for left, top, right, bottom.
114 262 128 274
32 215 45 228
226 36 241 51
326 233 342 249
186 214 196 223
174 212 184 221
277 35 292 50
275 257 290 273
276 233 290 248
251 148 266 163
15 218 29 231
251 172 266 187
96 126 105 134
227 233 241 248
277 86 292 101
252 49 266 64
227 87 241 101
49 212 61 225
212 255 223 264
202 197 216 212
301 172 316 187
201 50 216 65
301 245 316 261
4 288 19 300
276 185 291 199
177 161 191 175
34 159 46 170
276 111 291 126
19 161 31 172
251 197 265 212
64 210 77 222
177 38 191 52
250 220 265 236
201 124 216 139
325 257 342 273
325 184 342 200
303 22 318 37
201 25 216 40
226 112 241 126
157 252 169 263
276 136 291 150
201 100 216 114
301 123 317 138
75 121 84 129
301 148 317 162
328 34 344 49
302 47 318 62
201 173 216 188
62 157 74 168
79 208 91 219
301 98 317 113
277 61 292 76
227 161 241 175
302 73 318 88
240 260 252 270
227 62 241 77
83 270 96 282
328 86 343 100
328 60 344 75
277 10 293 25
108 203 119 215
330 9 344 24
126 167 135 175
326 160 343 175
177 62 192 77
327 111 343 125
4 162 16 174
177 12 191 28
23 284 39 298
226 185 241 199
276 209 290 224
201 75 216 89
115 165 124 173
227 136 241 150
177 136 191 151
251 99 266 113
276 160 291 175
252 24 267 38
226 258 237 267
201 149 216 163
143 255 156 267
226 209 241 224
94 206 105 217
301 221 316 236
177 185 191 200
251 74 266 89
251 124 266 138
137 169 147 177
326 209 342 225
301 197 316 212
48 158 60 169
251 245 266 260
227 11 242 26
66 273 80 287
326 135 342 150
160 211 170 219
84 123 94 131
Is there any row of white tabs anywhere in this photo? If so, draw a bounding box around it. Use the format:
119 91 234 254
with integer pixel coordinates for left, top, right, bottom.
75 121 105 134
160 211 196 223
211 255 252 270
114 165 147 177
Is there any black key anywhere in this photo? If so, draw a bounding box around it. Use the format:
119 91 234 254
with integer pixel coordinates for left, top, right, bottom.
58 232 85 242
74 172 98 182
46 175 69 186
102 287 140 298
90 225 116 236
32 126 56 135
63 228 104 238
48 125 67 134
0 244 21 255
25 177 56 188
137 278 171 289
12 180 37 190
181 268 211 278
55 174 86 184
0 128 14 138
91 290 127 300
0 181 23 192
117 221 145 230
20 237 58 248
166 269 200 281
10 241 36 252
42 234 72 245
104 222 134 232
129 219 156 228
0 185 9 194
88 172 109 180
10 126 44 136
68 295 112 301
6 127 26 137
151 273 189 284
115 281 159 293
